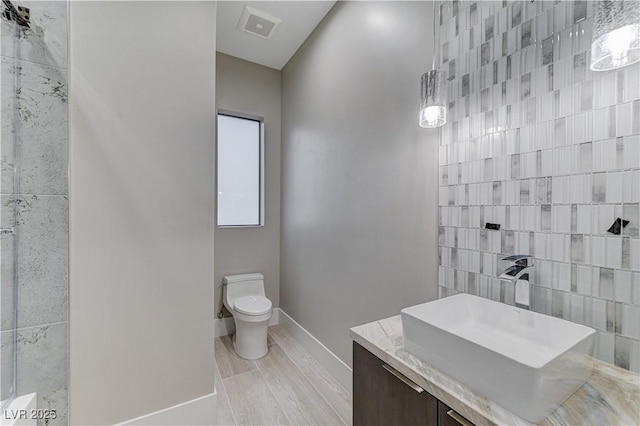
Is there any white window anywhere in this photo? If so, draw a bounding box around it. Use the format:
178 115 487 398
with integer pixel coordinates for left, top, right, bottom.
217 113 264 227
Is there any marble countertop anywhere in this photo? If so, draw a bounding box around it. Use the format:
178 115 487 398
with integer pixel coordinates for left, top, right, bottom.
350 315 640 426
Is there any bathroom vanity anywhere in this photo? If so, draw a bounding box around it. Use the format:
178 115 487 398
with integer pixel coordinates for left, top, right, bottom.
351 315 640 426
354 341 469 426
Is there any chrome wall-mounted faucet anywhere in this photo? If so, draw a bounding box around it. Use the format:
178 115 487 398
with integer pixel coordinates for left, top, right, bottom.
499 254 533 309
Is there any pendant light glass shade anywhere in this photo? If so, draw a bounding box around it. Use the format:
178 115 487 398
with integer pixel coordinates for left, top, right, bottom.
591 0 640 71
419 70 447 128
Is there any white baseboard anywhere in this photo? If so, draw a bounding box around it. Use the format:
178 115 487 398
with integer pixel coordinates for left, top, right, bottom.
215 307 352 395
215 308 280 337
278 309 353 395
115 391 216 426
270 307 280 325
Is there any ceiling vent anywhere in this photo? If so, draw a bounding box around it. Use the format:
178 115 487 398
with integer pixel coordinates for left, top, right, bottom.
237 5 282 40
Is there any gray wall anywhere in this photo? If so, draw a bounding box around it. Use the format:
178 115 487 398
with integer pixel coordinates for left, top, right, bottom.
281 1 439 366
437 0 640 373
215 53 281 314
69 2 216 424
0 1 68 423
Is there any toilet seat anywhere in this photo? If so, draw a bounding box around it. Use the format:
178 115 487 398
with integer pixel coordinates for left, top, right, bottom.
234 295 272 316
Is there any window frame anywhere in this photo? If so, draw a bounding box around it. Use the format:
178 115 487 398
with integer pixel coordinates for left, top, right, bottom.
216 110 265 228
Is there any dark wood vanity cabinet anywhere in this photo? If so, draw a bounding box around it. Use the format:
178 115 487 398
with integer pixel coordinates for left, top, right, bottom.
353 342 474 426
438 402 471 426
353 341 437 425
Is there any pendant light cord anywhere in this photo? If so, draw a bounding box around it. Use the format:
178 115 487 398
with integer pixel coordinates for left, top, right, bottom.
432 0 437 70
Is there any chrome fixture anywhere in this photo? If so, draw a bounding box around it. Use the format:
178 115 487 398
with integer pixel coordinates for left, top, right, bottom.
499 254 533 309
419 1 447 128
591 0 640 71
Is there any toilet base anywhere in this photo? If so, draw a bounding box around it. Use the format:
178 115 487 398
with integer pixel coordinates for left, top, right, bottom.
233 315 271 360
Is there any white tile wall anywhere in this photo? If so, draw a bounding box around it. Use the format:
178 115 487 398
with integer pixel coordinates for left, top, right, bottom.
438 0 640 372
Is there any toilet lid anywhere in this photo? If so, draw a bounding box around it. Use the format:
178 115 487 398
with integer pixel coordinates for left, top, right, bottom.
234 295 272 316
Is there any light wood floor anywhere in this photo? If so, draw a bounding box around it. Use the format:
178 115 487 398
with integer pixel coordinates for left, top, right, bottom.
214 325 353 426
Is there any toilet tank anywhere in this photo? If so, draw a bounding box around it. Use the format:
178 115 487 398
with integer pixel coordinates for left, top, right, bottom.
223 273 265 300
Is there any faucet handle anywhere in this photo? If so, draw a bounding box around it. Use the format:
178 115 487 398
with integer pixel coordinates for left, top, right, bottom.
500 265 528 280
502 254 534 267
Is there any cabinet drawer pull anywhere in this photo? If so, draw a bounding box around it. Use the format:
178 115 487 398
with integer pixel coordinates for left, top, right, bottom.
382 364 424 393
446 409 474 426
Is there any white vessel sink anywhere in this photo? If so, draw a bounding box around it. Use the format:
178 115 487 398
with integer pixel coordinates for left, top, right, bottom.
401 293 596 423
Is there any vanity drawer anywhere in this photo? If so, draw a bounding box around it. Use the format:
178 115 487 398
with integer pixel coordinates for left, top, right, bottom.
438 402 475 426
353 341 438 426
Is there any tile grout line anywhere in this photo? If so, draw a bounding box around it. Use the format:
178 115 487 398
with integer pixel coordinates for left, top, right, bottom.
5 319 68 333
0 193 69 197
281 342 348 426
269 327 349 426
0 54 69 71
254 349 295 426
216 335 258 379
218 363 258 382
270 325 352 397
213 357 237 426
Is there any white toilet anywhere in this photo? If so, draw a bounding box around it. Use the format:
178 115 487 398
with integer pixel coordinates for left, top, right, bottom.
223 273 272 360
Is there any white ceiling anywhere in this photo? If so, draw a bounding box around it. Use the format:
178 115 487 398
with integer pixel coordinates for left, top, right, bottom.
216 1 337 70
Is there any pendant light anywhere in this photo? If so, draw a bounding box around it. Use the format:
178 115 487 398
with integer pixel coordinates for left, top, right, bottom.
419 0 447 128
590 0 640 71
